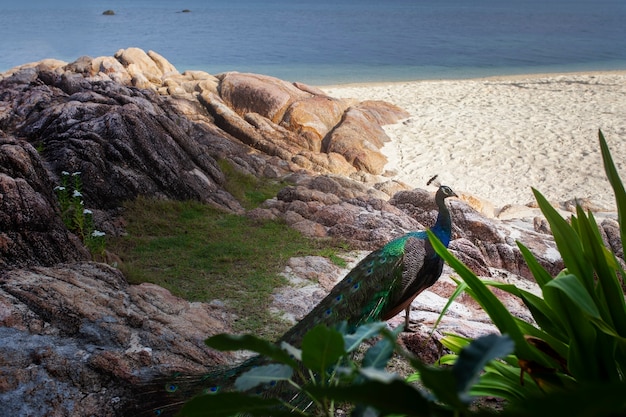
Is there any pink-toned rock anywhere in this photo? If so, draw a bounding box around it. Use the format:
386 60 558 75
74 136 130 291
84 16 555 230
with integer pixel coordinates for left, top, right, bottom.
324 106 389 174
147 50 179 77
114 47 165 86
290 219 328 237
280 95 349 151
218 72 311 123
353 100 410 125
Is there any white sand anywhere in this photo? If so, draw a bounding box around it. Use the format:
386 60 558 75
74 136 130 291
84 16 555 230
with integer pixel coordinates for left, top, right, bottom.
322 71 626 211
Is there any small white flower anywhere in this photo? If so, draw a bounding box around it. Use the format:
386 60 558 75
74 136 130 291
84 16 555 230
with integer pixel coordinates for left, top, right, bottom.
54 186 65 191
91 230 106 237
83 209 93 215
61 171 70 176
72 190 82 197
71 171 82 176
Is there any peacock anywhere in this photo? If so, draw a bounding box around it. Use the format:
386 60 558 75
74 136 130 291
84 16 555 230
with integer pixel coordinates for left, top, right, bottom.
128 177 457 416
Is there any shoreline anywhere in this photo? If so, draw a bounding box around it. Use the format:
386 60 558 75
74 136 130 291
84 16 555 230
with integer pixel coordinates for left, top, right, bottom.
316 69 626 89
321 70 626 212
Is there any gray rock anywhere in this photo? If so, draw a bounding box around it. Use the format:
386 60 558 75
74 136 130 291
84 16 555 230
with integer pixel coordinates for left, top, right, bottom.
0 262 233 416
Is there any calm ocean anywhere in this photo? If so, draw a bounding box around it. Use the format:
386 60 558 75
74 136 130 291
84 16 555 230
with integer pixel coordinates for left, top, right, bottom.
1 0 625 85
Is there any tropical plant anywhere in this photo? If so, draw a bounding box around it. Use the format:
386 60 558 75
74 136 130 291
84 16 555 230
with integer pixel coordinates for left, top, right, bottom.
181 321 513 417
428 130 626 416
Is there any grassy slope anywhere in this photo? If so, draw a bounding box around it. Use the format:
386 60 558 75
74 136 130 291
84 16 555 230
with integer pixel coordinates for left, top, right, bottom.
107 163 350 339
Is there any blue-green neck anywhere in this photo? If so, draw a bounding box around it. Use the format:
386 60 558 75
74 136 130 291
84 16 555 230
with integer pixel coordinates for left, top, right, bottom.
432 202 452 247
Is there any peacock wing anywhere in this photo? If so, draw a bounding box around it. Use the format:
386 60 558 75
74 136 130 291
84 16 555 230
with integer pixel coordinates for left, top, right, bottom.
278 240 407 346
381 234 429 321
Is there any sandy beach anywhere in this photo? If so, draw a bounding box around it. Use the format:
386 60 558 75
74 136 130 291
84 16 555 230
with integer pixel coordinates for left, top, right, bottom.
322 71 626 212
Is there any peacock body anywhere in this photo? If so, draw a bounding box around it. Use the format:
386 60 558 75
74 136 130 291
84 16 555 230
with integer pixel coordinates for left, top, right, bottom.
129 184 457 416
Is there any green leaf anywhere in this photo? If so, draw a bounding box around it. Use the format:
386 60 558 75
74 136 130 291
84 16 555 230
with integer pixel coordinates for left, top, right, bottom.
452 334 515 399
542 283 599 381
431 278 468 338
358 367 400 383
545 274 601 320
440 333 471 354
304 379 433 416
205 333 299 369
234 363 293 392
504 380 626 417
517 242 553 288
180 392 292 417
427 230 542 364
413 361 466 409
532 188 595 294
577 210 626 337
361 325 403 370
343 321 388 353
301 324 346 373
599 129 626 249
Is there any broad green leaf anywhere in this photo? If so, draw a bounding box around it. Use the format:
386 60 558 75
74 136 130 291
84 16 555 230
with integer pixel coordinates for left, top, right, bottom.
576 208 626 331
358 367 400 383
504 380 626 417
206 333 298 369
301 324 345 373
440 333 471 354
532 188 595 294
234 363 293 392
452 334 515 399
473 360 544 402
517 290 568 343
362 326 402 369
180 392 294 417
543 284 599 381
514 318 569 361
545 274 601 320
305 379 432 416
413 360 466 409
343 321 388 353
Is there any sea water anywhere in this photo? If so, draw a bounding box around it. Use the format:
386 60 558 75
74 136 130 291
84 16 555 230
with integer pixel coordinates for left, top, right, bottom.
1 0 625 85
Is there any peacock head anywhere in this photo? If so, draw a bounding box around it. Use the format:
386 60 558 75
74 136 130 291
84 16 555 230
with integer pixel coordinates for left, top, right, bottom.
437 185 458 200
427 175 458 201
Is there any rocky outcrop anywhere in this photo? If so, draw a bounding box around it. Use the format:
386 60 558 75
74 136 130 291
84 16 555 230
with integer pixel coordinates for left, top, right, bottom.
3 48 408 177
255 181 564 278
0 135 89 268
0 262 233 416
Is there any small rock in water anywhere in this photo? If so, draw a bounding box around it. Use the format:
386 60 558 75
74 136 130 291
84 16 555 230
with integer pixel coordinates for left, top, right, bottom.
102 9 115 15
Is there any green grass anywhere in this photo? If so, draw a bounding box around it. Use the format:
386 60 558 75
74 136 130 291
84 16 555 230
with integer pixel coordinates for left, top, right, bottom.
108 196 351 339
218 159 288 210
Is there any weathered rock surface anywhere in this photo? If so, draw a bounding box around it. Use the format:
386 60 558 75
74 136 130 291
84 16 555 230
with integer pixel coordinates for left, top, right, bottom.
0 262 233 416
0 135 89 268
0 48 623 416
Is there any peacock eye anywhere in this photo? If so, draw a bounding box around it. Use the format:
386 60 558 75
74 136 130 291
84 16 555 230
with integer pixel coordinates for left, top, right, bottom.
165 384 178 393
334 294 343 303
208 386 219 394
